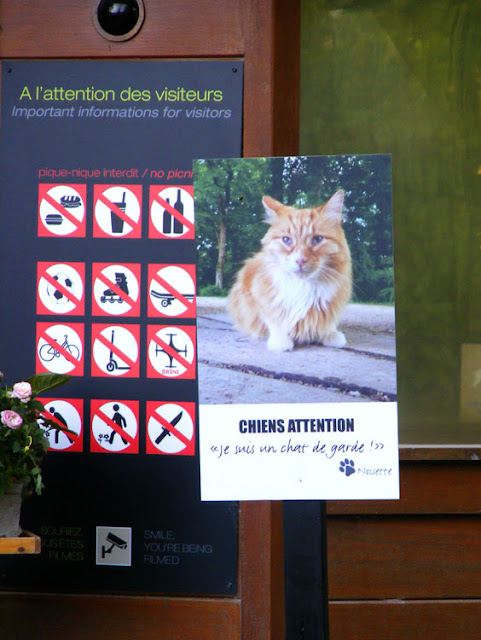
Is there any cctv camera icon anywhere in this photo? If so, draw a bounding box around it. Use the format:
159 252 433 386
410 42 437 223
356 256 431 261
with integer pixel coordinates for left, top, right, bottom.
102 531 128 558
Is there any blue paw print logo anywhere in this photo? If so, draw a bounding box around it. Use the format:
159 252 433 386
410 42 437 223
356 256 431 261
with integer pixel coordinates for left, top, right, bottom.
339 458 355 477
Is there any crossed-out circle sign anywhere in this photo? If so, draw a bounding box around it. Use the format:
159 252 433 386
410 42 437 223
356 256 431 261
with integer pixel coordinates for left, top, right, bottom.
38 183 87 238
92 263 141 317
149 185 194 239
91 324 140 378
36 322 84 376
90 400 139 454
148 264 196 318
146 402 195 456
147 325 196 379
41 398 83 452
37 262 85 315
93 185 142 238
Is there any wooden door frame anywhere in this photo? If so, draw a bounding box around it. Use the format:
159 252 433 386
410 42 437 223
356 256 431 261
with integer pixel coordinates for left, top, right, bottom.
0 2 299 638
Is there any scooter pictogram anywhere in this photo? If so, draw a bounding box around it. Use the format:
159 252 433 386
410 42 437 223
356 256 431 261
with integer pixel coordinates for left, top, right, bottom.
105 329 131 373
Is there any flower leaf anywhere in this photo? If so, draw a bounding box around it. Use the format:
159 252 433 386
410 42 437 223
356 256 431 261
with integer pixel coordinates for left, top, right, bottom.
27 373 71 395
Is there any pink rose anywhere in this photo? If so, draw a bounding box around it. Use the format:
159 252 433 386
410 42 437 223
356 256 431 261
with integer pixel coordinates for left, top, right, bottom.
1 410 23 429
10 381 32 403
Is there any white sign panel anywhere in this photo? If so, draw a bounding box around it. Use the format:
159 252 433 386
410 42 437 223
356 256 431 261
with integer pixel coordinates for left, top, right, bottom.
200 402 398 501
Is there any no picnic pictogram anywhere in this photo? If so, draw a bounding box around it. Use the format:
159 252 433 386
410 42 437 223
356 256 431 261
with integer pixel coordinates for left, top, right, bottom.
93 185 142 238
146 402 195 456
92 263 141 317
91 324 140 378
147 325 196 379
38 184 86 237
148 264 196 318
37 262 85 315
149 186 194 239
41 398 83 452
90 400 139 454
36 322 84 376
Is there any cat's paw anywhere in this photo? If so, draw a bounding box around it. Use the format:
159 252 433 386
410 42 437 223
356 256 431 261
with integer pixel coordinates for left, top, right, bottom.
322 330 347 348
267 334 294 352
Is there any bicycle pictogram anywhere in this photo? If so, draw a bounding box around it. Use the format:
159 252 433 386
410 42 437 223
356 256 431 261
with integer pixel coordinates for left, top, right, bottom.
39 334 80 362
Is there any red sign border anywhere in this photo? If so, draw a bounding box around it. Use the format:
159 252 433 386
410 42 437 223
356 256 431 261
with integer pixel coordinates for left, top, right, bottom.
148 185 195 240
146 324 196 379
36 261 86 316
91 323 141 378
38 183 87 238
90 399 139 454
36 322 85 377
41 397 84 453
147 263 196 319
93 184 142 239
146 401 196 456
92 262 141 318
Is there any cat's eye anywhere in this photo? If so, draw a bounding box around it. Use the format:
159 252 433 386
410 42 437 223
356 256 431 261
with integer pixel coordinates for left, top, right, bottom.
312 235 324 246
281 236 293 246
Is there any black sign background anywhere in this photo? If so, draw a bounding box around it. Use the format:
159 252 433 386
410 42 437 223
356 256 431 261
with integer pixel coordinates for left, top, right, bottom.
0 60 242 594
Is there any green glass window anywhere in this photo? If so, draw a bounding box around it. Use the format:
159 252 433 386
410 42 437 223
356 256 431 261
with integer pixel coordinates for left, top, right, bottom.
301 1 481 444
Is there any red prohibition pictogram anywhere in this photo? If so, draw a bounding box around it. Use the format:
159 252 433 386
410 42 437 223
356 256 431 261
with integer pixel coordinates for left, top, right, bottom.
93 185 142 238
90 400 139 454
40 398 83 452
92 263 141 317
148 264 196 318
38 184 87 238
91 324 140 378
147 325 196 379
149 185 194 239
146 401 195 456
37 262 85 315
36 322 84 376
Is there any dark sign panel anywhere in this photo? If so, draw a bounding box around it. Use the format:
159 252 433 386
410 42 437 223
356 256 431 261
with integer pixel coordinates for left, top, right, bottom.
0 60 242 594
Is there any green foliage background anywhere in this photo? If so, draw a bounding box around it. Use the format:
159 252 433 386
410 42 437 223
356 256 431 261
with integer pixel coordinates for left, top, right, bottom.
193 154 393 303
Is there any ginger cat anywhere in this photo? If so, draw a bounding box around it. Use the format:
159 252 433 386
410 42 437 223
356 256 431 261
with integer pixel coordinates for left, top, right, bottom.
228 189 352 352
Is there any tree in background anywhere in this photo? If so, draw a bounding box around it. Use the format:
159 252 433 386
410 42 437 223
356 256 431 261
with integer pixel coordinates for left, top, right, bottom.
193 154 393 304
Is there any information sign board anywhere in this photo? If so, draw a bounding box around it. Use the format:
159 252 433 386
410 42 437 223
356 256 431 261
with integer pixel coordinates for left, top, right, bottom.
0 59 242 595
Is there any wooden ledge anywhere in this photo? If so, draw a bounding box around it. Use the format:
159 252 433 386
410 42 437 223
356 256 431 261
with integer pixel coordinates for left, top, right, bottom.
0 532 41 554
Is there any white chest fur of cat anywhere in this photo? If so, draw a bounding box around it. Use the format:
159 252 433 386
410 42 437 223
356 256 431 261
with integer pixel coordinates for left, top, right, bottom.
228 189 352 352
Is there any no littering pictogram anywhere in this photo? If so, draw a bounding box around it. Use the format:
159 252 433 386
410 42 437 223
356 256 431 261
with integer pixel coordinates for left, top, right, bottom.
37 262 85 315
148 264 196 318
149 186 194 239
93 185 142 238
38 184 87 238
146 402 195 456
36 322 84 376
41 398 83 452
90 400 139 454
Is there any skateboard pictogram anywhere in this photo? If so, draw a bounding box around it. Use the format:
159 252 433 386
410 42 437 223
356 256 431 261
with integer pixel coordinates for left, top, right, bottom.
93 185 142 238
90 400 139 454
146 402 195 456
149 186 194 239
37 262 85 315
38 184 87 237
148 264 196 318
92 263 141 317
41 398 83 452
91 324 140 377
147 325 196 379
36 322 84 376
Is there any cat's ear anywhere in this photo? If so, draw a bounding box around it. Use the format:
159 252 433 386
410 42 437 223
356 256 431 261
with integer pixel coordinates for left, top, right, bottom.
322 190 345 226
262 195 283 222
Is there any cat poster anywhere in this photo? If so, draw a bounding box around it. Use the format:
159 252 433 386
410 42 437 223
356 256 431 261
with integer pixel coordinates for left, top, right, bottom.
194 155 399 500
